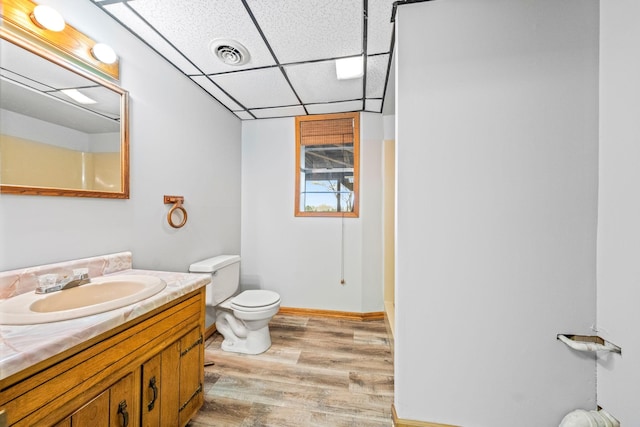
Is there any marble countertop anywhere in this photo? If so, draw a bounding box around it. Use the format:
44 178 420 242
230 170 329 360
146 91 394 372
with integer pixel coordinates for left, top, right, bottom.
0 268 210 381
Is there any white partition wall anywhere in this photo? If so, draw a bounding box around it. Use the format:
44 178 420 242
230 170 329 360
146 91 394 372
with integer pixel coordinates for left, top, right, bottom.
394 1 599 425
240 113 384 313
597 1 640 424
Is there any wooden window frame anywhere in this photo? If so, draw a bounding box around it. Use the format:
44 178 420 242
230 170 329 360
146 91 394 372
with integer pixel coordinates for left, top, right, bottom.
295 112 360 218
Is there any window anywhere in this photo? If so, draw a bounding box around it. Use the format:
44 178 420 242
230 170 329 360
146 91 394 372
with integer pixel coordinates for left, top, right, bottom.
295 112 359 217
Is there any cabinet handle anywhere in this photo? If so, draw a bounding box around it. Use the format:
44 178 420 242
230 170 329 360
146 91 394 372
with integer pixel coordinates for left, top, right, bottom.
147 376 158 411
117 400 129 427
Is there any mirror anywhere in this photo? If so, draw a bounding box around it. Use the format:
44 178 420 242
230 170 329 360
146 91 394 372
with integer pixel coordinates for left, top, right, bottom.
0 35 129 198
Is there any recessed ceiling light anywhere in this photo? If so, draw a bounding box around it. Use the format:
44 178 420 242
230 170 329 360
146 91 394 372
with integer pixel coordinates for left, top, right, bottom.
30 5 66 32
61 89 97 104
336 56 364 80
91 43 118 64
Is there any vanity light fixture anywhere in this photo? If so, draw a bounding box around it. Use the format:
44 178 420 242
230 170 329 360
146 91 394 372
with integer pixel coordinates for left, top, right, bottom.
336 56 364 80
30 5 66 32
91 43 118 64
61 89 97 104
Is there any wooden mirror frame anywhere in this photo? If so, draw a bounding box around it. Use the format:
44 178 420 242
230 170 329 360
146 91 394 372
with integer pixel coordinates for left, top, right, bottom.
1 0 129 198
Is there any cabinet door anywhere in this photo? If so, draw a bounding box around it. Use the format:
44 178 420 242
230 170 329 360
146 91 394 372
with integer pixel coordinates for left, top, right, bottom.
56 373 136 427
141 354 161 427
178 327 203 425
110 372 139 427
160 340 181 427
71 391 109 427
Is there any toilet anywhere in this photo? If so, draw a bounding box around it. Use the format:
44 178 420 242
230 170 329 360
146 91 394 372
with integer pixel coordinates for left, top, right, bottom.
189 255 280 355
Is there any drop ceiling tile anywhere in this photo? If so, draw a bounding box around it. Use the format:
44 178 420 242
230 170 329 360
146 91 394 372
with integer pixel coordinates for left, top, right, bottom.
0 69 48 92
250 105 306 119
285 60 362 104
234 111 254 120
246 0 363 64
191 76 242 111
95 0 396 117
306 100 363 115
210 68 299 109
367 0 396 54
365 99 383 112
105 3 201 75
1 79 119 134
127 0 276 74
366 54 389 98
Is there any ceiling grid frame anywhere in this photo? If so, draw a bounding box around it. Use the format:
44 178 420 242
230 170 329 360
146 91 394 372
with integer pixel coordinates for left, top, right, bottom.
361 0 369 112
239 0 308 116
89 0 414 120
98 0 258 119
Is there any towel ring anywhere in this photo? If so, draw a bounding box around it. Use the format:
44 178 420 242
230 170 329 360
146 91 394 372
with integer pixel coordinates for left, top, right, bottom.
164 195 187 229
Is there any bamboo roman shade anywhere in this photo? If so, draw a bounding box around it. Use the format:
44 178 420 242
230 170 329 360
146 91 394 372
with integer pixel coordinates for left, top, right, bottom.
294 112 360 218
299 117 355 146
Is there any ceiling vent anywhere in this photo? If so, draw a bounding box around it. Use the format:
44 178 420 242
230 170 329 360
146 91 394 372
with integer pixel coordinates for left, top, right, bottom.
210 39 250 66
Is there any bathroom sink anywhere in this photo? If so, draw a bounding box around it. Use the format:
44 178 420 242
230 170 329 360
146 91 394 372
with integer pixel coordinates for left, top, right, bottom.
0 275 167 325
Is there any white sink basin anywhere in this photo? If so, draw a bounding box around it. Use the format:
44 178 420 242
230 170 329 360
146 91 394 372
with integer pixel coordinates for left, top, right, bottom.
0 275 167 325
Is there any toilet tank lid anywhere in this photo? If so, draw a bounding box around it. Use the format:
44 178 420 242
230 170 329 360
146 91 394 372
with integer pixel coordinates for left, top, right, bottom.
189 255 240 273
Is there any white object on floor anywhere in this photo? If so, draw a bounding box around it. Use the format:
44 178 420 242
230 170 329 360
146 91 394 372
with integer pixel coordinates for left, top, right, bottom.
189 255 281 355
559 409 620 427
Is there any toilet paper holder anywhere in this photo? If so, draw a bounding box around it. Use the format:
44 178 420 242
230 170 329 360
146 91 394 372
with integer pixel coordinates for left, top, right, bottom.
557 334 621 354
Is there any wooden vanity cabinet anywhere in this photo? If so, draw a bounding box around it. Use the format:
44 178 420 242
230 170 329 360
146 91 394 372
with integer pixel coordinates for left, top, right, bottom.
0 288 205 427
69 389 111 427
141 327 203 427
55 372 138 427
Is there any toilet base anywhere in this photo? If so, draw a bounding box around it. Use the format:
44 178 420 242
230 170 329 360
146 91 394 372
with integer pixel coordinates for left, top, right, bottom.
220 331 271 354
220 324 272 355
215 310 274 355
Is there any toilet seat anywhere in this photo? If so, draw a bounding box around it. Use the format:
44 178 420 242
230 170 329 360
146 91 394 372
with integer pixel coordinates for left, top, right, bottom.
230 290 280 312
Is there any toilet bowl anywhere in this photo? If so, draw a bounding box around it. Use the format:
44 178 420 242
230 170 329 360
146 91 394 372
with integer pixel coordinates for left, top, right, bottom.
189 255 281 355
216 289 280 354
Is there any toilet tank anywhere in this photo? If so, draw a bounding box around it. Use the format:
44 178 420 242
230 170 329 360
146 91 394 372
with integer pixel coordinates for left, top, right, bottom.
189 255 240 305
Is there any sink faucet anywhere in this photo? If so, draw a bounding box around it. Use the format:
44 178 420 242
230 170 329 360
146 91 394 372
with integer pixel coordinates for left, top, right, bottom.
36 269 91 294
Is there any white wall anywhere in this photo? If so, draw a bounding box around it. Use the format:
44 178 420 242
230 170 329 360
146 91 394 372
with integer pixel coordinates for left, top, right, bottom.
240 113 383 312
1 109 90 152
88 133 120 153
597 1 640 423
0 1 241 272
395 1 599 426
1 108 119 152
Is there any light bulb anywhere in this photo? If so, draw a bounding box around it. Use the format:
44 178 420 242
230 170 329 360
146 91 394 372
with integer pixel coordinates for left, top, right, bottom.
91 43 118 64
31 5 66 32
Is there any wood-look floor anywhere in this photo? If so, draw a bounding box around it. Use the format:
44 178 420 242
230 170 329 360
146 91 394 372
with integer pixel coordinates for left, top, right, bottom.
188 314 394 427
